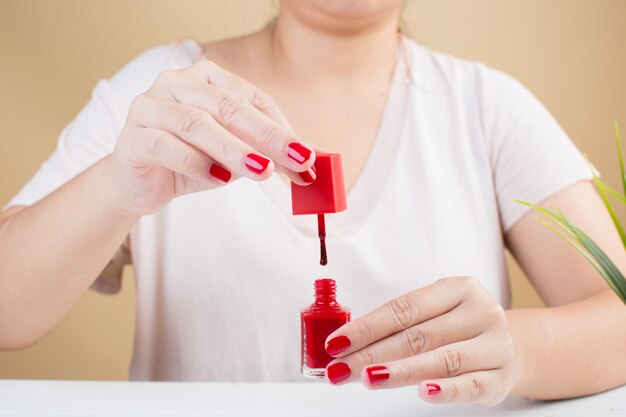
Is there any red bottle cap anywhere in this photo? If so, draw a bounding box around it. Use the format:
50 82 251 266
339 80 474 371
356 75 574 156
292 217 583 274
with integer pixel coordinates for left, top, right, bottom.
291 152 347 215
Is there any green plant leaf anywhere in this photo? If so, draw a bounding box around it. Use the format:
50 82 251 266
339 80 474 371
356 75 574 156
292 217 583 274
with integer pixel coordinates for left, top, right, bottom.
615 122 626 196
604 182 626 204
585 155 626 248
535 213 624 299
516 124 626 306
518 200 626 305
516 200 577 239
558 211 626 299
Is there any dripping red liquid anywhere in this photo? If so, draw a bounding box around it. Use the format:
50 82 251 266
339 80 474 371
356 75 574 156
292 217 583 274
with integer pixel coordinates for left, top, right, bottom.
317 213 328 266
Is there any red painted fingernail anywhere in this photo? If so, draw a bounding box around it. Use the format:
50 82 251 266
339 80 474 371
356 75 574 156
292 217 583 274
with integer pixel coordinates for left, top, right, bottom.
326 335 351 356
426 383 441 396
209 164 231 183
298 168 316 184
245 153 270 175
287 142 312 164
366 366 390 386
326 362 351 385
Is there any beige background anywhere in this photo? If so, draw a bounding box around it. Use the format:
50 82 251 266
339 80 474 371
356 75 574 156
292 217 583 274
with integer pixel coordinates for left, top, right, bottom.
0 0 625 380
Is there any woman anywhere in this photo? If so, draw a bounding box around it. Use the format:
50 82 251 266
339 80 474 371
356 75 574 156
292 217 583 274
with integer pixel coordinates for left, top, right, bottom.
1 0 625 406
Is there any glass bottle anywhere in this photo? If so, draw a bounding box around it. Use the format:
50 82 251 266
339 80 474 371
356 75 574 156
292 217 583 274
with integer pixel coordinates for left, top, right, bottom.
301 278 350 378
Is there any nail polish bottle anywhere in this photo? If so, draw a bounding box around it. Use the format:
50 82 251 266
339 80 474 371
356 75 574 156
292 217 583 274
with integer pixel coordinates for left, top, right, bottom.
301 279 351 378
291 152 347 266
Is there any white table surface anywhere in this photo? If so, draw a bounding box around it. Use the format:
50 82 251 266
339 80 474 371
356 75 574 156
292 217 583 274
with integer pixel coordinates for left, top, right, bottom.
0 380 625 417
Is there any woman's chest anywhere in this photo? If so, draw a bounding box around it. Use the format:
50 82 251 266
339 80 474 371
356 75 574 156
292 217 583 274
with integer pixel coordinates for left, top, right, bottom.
130 140 511 317
266 84 390 191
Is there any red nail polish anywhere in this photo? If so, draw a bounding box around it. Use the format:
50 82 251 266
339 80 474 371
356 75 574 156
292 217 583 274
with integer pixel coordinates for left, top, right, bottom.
245 153 270 175
326 335 351 356
298 168 316 184
326 362 351 385
426 383 441 396
366 366 390 386
287 142 312 164
209 164 231 183
301 279 350 378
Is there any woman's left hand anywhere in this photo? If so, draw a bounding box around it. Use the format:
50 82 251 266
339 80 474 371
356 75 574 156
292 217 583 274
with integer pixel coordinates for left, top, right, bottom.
324 276 518 406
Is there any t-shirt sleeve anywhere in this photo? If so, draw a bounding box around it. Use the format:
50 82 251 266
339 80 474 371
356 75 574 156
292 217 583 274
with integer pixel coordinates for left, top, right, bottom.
478 66 593 232
4 42 191 210
4 79 122 209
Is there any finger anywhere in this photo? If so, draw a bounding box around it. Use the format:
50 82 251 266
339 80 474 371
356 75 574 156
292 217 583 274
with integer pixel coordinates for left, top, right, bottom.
275 163 317 186
325 305 485 385
128 127 236 187
418 370 507 406
326 278 469 358
172 80 313 172
156 67 315 173
360 338 507 390
187 60 293 128
131 97 275 181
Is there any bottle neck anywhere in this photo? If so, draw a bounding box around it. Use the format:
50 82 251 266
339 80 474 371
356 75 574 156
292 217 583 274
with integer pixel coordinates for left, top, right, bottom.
311 278 340 310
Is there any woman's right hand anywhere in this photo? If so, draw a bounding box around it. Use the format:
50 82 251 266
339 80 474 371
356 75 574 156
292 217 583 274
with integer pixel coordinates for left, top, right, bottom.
106 59 316 215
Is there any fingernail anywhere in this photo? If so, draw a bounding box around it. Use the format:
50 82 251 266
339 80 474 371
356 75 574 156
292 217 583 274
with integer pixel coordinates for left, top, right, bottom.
245 153 270 175
287 142 312 164
366 366 390 386
209 164 231 183
426 383 441 397
298 168 316 184
326 362 351 385
326 335 351 356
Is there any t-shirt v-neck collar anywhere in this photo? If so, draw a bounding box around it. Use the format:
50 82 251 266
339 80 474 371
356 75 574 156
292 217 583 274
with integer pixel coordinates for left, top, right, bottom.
256 37 413 237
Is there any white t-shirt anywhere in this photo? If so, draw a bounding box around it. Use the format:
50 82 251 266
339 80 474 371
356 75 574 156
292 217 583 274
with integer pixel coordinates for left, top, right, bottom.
7 37 591 382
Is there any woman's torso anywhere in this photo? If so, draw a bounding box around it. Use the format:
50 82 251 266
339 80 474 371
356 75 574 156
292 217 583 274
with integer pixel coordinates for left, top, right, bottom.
127 35 510 381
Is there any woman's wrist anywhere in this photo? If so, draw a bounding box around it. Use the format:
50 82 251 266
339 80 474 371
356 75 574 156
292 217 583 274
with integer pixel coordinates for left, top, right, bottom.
505 309 530 396
94 154 143 222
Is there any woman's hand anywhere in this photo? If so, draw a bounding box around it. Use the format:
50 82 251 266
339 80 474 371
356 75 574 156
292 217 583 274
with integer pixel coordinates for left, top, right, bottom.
107 60 316 215
324 276 518 406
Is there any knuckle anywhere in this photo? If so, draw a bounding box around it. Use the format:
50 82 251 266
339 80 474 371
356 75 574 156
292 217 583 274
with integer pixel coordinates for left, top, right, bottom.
469 376 484 402
357 321 374 344
195 59 217 71
250 90 279 114
258 125 285 148
435 276 452 289
487 303 506 323
447 382 459 402
144 132 165 158
216 93 247 125
178 150 197 172
129 94 147 112
219 139 235 160
180 110 208 139
441 349 462 377
402 326 427 356
356 349 377 366
389 296 416 329
155 69 177 85
395 361 412 384
460 276 480 289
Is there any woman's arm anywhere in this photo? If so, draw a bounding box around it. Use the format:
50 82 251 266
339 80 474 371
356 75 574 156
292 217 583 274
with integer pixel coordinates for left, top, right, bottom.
507 290 626 399
0 157 137 349
0 59 316 350
323 181 626 405
506 180 626 399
